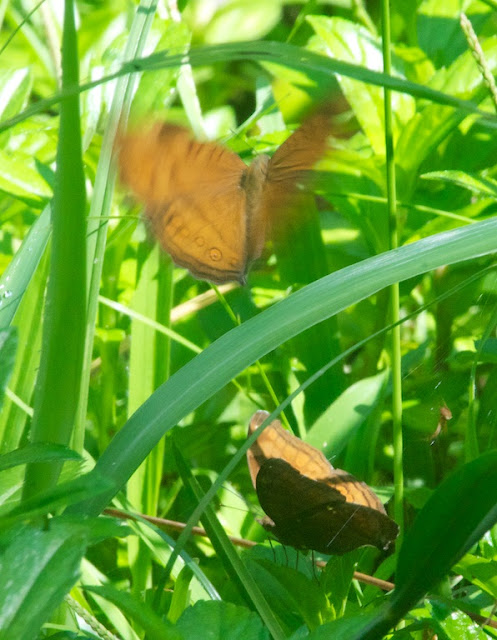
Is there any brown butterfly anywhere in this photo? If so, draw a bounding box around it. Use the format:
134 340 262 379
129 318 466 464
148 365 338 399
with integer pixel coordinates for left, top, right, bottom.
247 410 399 555
117 107 332 284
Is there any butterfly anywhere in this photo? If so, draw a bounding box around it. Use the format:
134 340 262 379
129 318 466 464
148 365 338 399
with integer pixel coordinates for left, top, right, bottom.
117 106 332 284
247 410 399 555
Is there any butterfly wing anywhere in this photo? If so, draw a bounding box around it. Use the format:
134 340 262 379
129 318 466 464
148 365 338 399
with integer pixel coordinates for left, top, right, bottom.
255 458 345 552
295 497 399 555
118 123 247 204
242 154 271 265
248 410 389 513
324 468 387 513
312 500 400 554
256 458 399 555
147 188 249 283
267 106 332 186
260 105 333 238
247 410 336 489
118 124 250 283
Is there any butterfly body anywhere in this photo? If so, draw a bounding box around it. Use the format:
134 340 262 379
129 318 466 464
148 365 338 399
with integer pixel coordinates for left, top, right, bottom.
117 107 332 283
247 410 399 555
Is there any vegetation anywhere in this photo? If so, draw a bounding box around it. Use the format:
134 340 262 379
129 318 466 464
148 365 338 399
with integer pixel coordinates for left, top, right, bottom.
1 0 497 638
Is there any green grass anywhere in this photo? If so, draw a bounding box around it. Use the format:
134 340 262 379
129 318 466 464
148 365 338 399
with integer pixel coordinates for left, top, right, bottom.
1 1 497 639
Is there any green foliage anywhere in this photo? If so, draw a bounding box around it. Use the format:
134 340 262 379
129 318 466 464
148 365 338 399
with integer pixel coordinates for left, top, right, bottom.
1 0 497 639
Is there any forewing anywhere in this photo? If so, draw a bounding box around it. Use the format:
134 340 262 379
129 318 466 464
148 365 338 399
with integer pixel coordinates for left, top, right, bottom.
117 123 247 205
261 105 333 239
117 123 251 283
267 105 332 186
247 410 335 489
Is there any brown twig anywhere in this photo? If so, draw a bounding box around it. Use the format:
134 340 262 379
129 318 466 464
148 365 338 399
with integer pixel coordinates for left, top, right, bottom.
105 508 394 589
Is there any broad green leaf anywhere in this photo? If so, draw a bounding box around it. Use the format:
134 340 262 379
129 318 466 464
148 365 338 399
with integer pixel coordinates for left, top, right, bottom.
427 598 488 640
302 612 380 640
198 0 281 44
396 37 497 176
417 0 490 68
0 67 32 123
175 600 269 640
0 148 51 204
244 555 332 632
129 19 191 122
307 15 415 154
0 521 88 640
22 0 86 503
474 338 497 364
83 584 182 640
321 554 356 618
390 451 497 623
305 371 388 458
455 554 497 599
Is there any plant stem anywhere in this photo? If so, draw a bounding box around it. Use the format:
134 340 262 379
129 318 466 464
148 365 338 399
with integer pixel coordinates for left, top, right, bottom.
381 0 404 535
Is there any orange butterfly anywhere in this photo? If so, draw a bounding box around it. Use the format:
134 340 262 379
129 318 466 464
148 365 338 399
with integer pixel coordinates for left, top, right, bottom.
247 410 399 555
117 107 332 284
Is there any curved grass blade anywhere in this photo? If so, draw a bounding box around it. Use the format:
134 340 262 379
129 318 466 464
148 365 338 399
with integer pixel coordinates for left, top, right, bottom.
67 216 497 518
2 41 496 134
